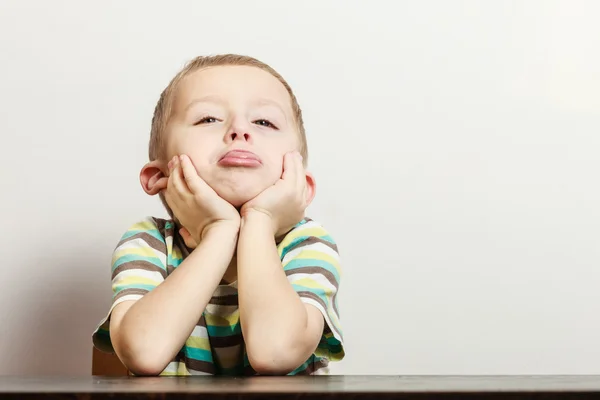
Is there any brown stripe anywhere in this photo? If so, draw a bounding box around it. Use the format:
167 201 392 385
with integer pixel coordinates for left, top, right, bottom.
297 291 327 313
112 260 167 280
209 294 239 306
287 266 340 317
331 291 339 321
185 358 216 374
298 291 341 339
113 288 147 302
285 236 338 255
153 217 168 233
172 227 192 259
209 333 244 348
117 232 166 255
304 358 329 375
285 266 338 289
173 349 217 375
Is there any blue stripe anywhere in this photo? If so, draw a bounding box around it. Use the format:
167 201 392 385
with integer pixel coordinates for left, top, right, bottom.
112 254 164 270
280 234 336 258
121 228 165 243
283 258 340 282
183 346 213 363
207 324 241 337
167 254 183 268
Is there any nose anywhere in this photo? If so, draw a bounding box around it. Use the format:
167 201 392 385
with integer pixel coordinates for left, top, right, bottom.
228 131 250 142
225 117 252 143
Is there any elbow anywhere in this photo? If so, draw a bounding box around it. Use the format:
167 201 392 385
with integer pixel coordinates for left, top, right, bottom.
246 339 305 376
112 336 169 376
126 357 166 377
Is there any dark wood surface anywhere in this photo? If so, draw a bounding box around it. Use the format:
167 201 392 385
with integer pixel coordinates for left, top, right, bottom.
2 375 600 399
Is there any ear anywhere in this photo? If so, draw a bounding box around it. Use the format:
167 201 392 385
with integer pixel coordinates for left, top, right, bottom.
140 160 168 195
304 170 317 207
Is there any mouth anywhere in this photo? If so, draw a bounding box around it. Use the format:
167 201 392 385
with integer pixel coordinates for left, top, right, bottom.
218 149 262 168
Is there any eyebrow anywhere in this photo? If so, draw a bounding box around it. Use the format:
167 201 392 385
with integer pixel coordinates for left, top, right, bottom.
250 98 290 125
184 96 227 113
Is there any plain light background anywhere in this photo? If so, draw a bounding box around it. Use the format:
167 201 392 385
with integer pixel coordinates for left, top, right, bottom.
0 0 598 375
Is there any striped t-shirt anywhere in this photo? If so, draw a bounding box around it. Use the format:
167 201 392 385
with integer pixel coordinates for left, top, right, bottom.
92 216 344 375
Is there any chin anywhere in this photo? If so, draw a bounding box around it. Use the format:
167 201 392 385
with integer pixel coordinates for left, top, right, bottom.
215 186 262 208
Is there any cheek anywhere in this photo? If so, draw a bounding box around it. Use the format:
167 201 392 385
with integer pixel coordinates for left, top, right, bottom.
263 154 285 181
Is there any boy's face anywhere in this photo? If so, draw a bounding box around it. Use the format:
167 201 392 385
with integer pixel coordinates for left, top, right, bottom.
164 66 300 208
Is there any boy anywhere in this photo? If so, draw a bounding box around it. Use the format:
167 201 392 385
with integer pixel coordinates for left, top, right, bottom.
92 54 344 376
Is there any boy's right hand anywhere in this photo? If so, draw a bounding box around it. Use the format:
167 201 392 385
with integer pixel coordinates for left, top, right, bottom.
165 154 240 245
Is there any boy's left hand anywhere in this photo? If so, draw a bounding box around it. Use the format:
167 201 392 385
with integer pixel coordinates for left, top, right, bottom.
241 151 308 237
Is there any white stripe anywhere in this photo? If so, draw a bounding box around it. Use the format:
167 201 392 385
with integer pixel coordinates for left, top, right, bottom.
112 294 143 307
190 324 209 339
116 237 167 267
112 268 164 286
282 240 340 266
161 362 179 374
188 367 212 375
287 272 337 294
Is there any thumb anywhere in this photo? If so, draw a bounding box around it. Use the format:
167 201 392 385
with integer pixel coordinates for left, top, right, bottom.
179 227 198 249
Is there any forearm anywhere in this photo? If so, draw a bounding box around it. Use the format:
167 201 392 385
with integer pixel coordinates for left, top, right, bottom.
113 227 237 375
238 213 312 373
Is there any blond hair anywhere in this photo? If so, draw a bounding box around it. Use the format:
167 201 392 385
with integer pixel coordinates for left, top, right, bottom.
149 54 307 163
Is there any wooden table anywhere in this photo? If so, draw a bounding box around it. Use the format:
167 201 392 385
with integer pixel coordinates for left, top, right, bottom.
2 375 600 399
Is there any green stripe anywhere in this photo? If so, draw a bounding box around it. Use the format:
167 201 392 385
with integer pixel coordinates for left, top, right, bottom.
280 235 335 257
184 346 213 363
207 323 241 337
288 356 314 375
121 228 165 243
283 258 340 282
112 254 164 270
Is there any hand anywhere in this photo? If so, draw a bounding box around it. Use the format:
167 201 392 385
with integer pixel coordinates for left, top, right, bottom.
241 152 308 237
165 155 241 246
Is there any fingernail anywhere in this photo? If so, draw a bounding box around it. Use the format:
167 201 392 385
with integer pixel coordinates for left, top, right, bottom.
167 160 173 169
179 155 185 162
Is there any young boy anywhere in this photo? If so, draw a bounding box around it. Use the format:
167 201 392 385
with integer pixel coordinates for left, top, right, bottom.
92 54 344 376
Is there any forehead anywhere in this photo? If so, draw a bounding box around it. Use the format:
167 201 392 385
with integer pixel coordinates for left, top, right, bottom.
173 65 293 111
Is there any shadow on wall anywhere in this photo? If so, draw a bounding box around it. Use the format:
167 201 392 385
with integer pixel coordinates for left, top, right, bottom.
3 241 111 375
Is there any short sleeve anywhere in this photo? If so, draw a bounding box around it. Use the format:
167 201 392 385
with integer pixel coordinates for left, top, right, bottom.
279 219 345 362
92 217 168 353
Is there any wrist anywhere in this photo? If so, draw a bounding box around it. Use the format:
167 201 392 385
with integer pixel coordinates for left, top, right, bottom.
200 224 239 246
241 210 274 232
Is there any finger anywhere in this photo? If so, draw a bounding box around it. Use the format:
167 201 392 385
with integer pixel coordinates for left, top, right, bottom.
179 154 210 194
295 152 306 195
151 176 169 192
170 156 191 197
179 227 198 249
281 152 297 183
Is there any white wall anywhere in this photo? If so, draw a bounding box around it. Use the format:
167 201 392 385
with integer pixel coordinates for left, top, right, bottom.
1 0 599 375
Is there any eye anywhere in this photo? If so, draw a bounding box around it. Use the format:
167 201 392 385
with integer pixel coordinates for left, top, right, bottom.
254 119 278 129
195 116 219 125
